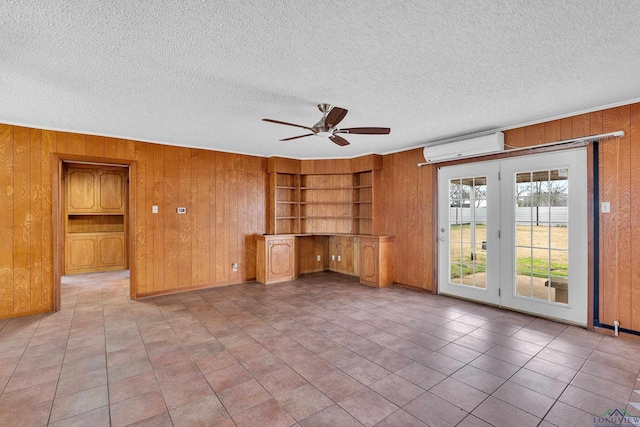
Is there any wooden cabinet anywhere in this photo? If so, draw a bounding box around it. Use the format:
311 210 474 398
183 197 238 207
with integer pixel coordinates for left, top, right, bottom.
66 233 126 274
359 236 394 287
255 235 298 284
256 233 394 287
65 166 127 274
67 168 125 214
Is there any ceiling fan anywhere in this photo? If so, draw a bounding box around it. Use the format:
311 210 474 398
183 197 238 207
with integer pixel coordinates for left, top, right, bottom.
262 103 390 146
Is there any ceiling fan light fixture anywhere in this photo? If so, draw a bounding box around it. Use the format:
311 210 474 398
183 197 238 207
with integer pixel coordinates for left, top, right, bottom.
263 104 390 147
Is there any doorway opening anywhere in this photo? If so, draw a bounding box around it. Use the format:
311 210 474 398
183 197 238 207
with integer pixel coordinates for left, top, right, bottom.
438 149 588 325
53 155 135 311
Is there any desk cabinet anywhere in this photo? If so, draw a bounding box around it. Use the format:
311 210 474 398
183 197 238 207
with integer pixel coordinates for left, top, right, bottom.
256 235 298 284
359 236 394 287
256 234 394 287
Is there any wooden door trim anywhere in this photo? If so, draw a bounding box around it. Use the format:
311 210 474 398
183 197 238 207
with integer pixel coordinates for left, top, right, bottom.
52 154 137 311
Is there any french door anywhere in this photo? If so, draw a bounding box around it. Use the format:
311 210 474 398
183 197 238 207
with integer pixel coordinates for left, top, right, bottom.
438 149 587 325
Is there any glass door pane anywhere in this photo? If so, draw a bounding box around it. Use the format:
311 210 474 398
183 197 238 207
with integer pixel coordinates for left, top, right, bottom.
448 177 488 289
514 169 569 304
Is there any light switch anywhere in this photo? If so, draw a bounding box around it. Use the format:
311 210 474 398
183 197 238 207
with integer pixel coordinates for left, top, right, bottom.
601 202 610 213
152 205 158 214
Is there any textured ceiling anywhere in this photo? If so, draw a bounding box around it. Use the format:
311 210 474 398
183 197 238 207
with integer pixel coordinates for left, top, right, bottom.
2 1 640 159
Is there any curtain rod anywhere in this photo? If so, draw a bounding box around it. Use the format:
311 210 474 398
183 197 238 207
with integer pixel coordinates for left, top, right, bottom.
417 130 625 167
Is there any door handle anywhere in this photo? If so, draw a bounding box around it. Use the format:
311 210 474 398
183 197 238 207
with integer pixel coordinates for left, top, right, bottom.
440 237 445 241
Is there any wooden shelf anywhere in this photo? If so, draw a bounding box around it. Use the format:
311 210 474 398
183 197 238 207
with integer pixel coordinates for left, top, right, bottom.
300 201 352 205
301 216 354 219
301 187 354 191
269 169 375 235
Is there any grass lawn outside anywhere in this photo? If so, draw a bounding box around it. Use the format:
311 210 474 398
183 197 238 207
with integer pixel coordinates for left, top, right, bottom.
449 224 568 280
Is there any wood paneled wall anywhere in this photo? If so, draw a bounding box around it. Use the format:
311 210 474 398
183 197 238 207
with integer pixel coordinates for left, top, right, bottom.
133 143 266 296
376 148 436 291
0 124 266 318
2 102 640 325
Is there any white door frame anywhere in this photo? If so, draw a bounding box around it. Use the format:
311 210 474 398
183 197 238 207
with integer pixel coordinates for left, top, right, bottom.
437 149 588 325
438 160 501 306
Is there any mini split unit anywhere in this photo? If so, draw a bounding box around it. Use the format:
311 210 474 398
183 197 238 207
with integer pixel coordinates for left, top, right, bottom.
422 132 505 163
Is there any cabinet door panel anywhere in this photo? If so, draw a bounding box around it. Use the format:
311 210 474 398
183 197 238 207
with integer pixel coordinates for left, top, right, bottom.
360 238 378 285
66 235 98 272
98 171 125 212
267 238 295 280
67 170 96 212
98 234 125 267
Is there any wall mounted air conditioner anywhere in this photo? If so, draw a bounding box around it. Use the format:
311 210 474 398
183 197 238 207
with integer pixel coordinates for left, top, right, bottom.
422 132 504 164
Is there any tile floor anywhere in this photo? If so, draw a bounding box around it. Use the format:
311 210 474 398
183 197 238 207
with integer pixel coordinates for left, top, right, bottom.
0 270 639 426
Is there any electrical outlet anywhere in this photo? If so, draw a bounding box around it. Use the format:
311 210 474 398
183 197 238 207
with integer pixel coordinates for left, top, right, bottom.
337 255 341 262
232 263 238 272
152 205 158 214
177 207 186 214
316 255 321 262
331 255 335 261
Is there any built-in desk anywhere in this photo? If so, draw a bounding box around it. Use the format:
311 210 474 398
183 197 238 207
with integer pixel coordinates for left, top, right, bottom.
255 234 394 287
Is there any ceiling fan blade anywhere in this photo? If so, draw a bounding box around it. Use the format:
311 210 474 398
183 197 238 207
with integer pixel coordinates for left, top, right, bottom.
329 135 350 146
335 127 391 135
262 118 314 131
325 107 348 128
280 133 314 141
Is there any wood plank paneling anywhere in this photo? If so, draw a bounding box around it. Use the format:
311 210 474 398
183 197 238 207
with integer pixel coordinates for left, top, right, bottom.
229 154 239 282
104 137 118 159
631 103 640 331
208 151 218 285
215 153 228 283
13 127 31 313
177 148 192 286
572 114 591 138
195 150 210 286
86 135 105 158
544 120 562 143
603 106 631 327
133 142 149 294
153 144 166 292
0 125 14 315
66 133 86 155
504 127 526 149
163 145 179 291
143 144 154 292
30 129 42 310
41 130 54 309
525 123 545 147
